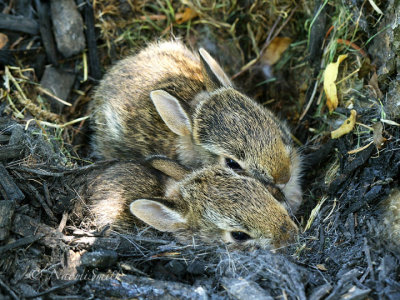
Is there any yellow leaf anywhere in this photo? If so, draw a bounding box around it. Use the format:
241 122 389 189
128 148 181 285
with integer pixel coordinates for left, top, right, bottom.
369 71 383 98
0 33 8 50
175 7 198 24
316 264 328 271
323 54 348 112
261 37 292 66
331 109 357 139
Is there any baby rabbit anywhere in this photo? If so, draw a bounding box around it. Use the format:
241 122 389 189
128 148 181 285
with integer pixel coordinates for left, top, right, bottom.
91 41 302 212
80 157 298 250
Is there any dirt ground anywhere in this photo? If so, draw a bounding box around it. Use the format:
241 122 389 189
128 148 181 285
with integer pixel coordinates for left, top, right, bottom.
0 0 399 299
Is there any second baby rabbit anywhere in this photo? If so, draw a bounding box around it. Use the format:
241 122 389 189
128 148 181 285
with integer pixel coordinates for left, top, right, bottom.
77 157 298 250
91 41 302 212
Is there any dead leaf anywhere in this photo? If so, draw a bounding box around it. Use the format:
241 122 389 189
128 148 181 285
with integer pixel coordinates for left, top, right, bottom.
358 57 373 79
323 54 348 112
331 109 357 139
0 33 8 49
316 264 328 271
175 7 198 24
369 71 383 99
260 37 292 66
372 122 386 149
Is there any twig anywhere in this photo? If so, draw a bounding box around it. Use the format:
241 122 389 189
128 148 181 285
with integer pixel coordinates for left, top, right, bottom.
11 160 115 179
309 283 332 300
34 116 90 129
0 277 20 300
337 39 368 57
0 13 39 35
36 86 71 106
0 163 25 201
61 160 116 174
35 0 58 65
58 212 69 233
24 182 57 222
299 80 319 121
0 144 24 161
336 68 360 85
325 25 334 40
347 141 374 154
43 181 53 207
119 234 145 256
265 17 282 47
260 12 293 57
139 14 167 21
25 280 80 298
11 166 64 177
25 116 89 130
360 238 375 282
63 234 171 248
304 196 328 232
128 235 172 245
0 234 44 255
119 262 149 276
83 0 102 80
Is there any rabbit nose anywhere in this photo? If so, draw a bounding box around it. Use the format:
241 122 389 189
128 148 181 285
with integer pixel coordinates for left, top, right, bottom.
252 170 274 186
274 170 290 185
254 175 286 203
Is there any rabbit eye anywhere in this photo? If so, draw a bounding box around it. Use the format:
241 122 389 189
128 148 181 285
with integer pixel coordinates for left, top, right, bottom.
230 231 251 242
225 158 242 170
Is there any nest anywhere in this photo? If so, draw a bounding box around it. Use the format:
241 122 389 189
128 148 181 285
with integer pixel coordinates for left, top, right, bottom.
0 0 399 298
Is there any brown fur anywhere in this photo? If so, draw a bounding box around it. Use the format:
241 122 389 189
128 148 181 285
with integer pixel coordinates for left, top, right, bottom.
381 188 400 250
91 42 203 160
77 158 298 250
80 162 166 231
91 40 302 212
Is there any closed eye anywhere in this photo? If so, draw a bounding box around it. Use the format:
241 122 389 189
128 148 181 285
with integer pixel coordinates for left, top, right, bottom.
225 158 242 171
230 231 252 242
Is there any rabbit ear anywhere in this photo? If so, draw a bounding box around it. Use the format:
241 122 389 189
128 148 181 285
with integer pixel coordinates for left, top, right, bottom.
130 199 186 232
150 90 192 136
146 156 190 181
199 48 232 91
